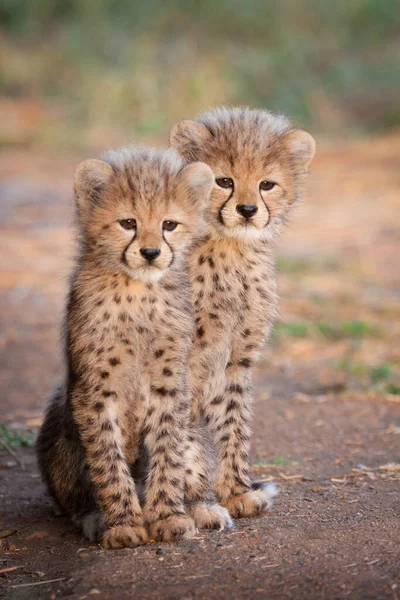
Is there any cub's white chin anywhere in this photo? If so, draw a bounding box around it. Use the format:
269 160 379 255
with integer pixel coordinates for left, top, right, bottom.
125 266 165 282
215 224 267 241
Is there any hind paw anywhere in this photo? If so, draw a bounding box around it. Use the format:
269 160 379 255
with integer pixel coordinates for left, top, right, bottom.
221 484 278 519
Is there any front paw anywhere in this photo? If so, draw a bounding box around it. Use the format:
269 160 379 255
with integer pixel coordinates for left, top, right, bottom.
149 514 196 542
188 502 233 530
221 484 278 519
102 524 148 549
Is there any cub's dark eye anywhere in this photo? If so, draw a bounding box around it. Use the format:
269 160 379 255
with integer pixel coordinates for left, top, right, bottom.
216 177 234 189
119 218 136 230
260 181 276 191
163 220 178 232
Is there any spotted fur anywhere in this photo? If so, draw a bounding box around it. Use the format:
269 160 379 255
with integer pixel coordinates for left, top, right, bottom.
170 106 315 517
36 146 227 548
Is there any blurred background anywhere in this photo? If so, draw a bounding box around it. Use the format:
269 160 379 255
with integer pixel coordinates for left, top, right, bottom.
0 3 399 593
1 0 399 148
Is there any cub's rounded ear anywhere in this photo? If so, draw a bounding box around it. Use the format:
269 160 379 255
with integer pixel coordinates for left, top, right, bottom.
74 159 114 212
169 120 213 161
177 161 214 211
283 130 316 170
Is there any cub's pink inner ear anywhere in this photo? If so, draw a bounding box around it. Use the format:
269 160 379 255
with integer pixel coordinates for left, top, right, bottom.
74 159 114 210
169 120 213 161
178 161 214 210
283 130 316 170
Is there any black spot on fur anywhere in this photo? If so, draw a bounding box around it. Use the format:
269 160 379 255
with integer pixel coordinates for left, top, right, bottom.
160 412 174 423
226 399 239 412
109 357 121 366
239 358 252 368
211 395 224 405
228 384 243 394
102 390 117 398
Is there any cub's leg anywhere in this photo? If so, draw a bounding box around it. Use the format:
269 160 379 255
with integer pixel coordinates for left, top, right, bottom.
184 425 232 530
71 382 147 549
143 349 196 542
212 329 278 518
190 335 277 519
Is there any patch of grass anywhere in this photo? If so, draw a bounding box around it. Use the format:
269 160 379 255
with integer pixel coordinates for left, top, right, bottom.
276 257 313 274
273 322 311 340
0 425 35 449
273 319 380 343
316 322 339 339
255 455 298 468
370 363 392 383
266 456 297 466
276 256 339 274
387 383 400 395
317 320 380 340
341 320 379 339
336 360 395 386
336 359 368 376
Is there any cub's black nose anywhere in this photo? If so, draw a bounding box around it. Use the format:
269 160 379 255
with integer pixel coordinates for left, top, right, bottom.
236 204 258 218
140 247 161 262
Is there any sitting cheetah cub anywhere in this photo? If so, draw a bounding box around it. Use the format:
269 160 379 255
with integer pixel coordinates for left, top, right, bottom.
170 107 315 518
36 147 218 548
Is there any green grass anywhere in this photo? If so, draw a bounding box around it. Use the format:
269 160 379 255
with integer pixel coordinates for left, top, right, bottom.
273 319 381 343
255 455 298 467
276 256 339 274
369 363 393 383
0 424 35 449
317 320 380 340
336 360 396 386
386 384 400 395
273 322 311 339
266 456 297 466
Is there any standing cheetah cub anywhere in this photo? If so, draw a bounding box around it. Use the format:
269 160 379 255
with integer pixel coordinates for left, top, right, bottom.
36 147 216 548
170 106 315 518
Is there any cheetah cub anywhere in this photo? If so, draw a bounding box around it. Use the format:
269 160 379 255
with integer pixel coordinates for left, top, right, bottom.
36 147 216 548
170 106 315 519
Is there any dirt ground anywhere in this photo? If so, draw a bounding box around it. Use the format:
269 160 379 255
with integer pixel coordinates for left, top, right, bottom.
0 134 399 599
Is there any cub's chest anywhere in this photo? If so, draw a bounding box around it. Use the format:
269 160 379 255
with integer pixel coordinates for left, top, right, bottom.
190 248 265 310
86 286 161 343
